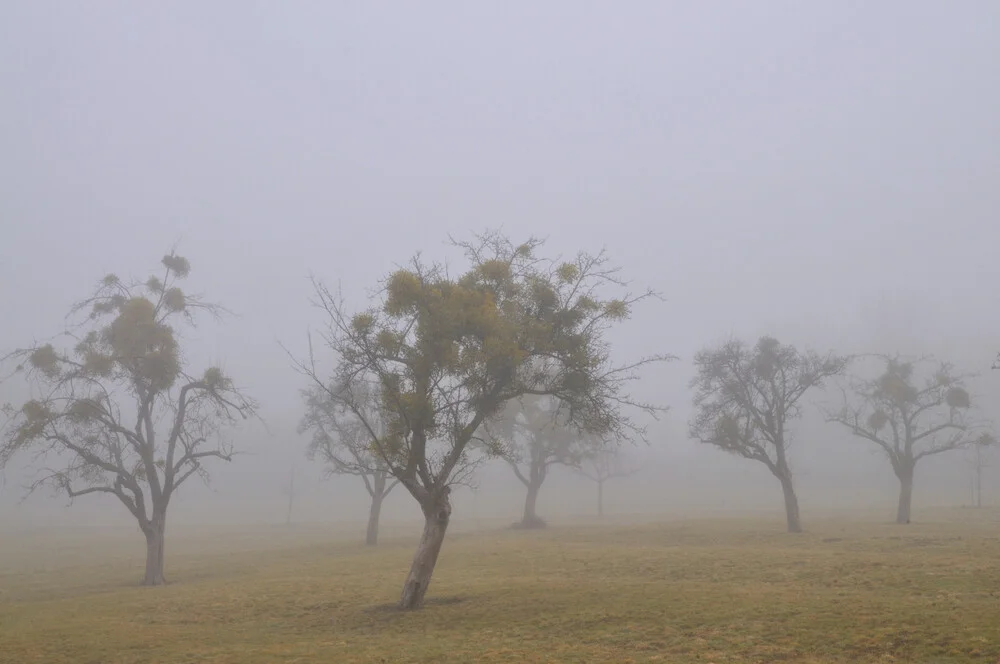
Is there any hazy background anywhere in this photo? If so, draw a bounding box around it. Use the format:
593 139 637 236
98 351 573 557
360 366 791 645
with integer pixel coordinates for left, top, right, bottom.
2 2 998 534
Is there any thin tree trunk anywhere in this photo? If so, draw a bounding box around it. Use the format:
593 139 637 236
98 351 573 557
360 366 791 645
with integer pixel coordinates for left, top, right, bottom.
366 491 384 546
896 464 914 524
519 481 545 528
597 479 604 517
142 516 166 586
399 490 451 610
779 474 803 533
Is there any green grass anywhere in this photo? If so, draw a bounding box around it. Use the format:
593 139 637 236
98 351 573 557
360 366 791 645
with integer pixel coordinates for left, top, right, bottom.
2 511 1000 663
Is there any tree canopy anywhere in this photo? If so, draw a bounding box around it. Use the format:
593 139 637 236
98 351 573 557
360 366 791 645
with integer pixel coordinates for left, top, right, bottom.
302 231 669 504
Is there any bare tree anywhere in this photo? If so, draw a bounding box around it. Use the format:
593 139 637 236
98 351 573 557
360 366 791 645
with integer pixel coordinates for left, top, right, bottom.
968 433 995 508
574 446 639 517
299 379 399 546
484 394 606 528
0 253 256 585
827 355 986 524
292 230 670 609
690 336 849 533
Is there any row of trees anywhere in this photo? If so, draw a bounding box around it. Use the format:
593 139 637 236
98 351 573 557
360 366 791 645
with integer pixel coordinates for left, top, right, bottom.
307 334 996 546
1 231 994 610
0 232 670 609
690 337 995 532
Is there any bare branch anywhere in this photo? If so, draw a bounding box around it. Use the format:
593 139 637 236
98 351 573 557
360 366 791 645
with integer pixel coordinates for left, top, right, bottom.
0 251 255 538
690 336 849 477
294 228 672 519
827 354 987 468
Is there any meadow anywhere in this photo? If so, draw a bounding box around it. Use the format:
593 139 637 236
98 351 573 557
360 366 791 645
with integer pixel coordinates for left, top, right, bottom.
2 509 999 663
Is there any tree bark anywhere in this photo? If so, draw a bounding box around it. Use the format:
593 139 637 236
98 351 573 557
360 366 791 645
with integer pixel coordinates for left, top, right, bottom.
142 516 166 586
399 489 451 610
779 474 803 533
896 463 914 524
366 491 384 546
519 480 546 528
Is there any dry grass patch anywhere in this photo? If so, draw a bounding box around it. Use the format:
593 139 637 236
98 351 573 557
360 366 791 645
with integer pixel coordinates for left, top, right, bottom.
2 513 999 663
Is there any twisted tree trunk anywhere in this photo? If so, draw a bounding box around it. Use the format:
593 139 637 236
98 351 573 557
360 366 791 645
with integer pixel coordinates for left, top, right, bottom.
142 514 167 586
773 441 802 533
779 473 802 533
399 489 451 610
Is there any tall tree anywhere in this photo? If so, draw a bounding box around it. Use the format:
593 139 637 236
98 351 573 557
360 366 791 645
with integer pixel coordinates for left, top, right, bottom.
295 230 669 609
485 394 606 528
690 336 849 533
299 380 399 546
574 446 639 517
0 253 256 585
827 356 987 523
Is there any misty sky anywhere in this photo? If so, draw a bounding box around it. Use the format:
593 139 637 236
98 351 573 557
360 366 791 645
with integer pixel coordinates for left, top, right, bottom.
2 2 999 528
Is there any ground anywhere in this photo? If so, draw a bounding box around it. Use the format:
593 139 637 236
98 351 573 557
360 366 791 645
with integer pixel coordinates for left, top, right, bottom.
1 510 999 663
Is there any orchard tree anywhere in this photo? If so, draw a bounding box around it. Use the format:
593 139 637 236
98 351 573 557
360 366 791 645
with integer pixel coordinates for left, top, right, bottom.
827 356 987 523
295 230 669 609
690 336 849 533
968 433 995 509
299 379 399 546
574 445 639 517
485 394 606 528
0 253 256 585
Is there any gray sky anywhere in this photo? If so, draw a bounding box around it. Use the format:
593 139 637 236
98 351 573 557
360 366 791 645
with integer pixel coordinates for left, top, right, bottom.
1 2 999 529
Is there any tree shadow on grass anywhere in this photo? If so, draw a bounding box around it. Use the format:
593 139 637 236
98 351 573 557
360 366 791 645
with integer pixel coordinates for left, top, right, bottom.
365 594 471 615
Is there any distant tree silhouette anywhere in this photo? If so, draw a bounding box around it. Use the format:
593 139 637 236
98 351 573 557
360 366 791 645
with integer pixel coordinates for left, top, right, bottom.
574 446 639 517
485 394 608 528
299 378 399 546
828 355 989 524
691 336 849 533
967 433 995 509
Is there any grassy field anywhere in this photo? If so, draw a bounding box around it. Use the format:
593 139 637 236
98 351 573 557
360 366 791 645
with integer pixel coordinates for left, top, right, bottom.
2 510 1000 663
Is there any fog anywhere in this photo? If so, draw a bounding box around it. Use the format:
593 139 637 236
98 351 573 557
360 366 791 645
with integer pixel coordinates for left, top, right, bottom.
1 2 998 536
